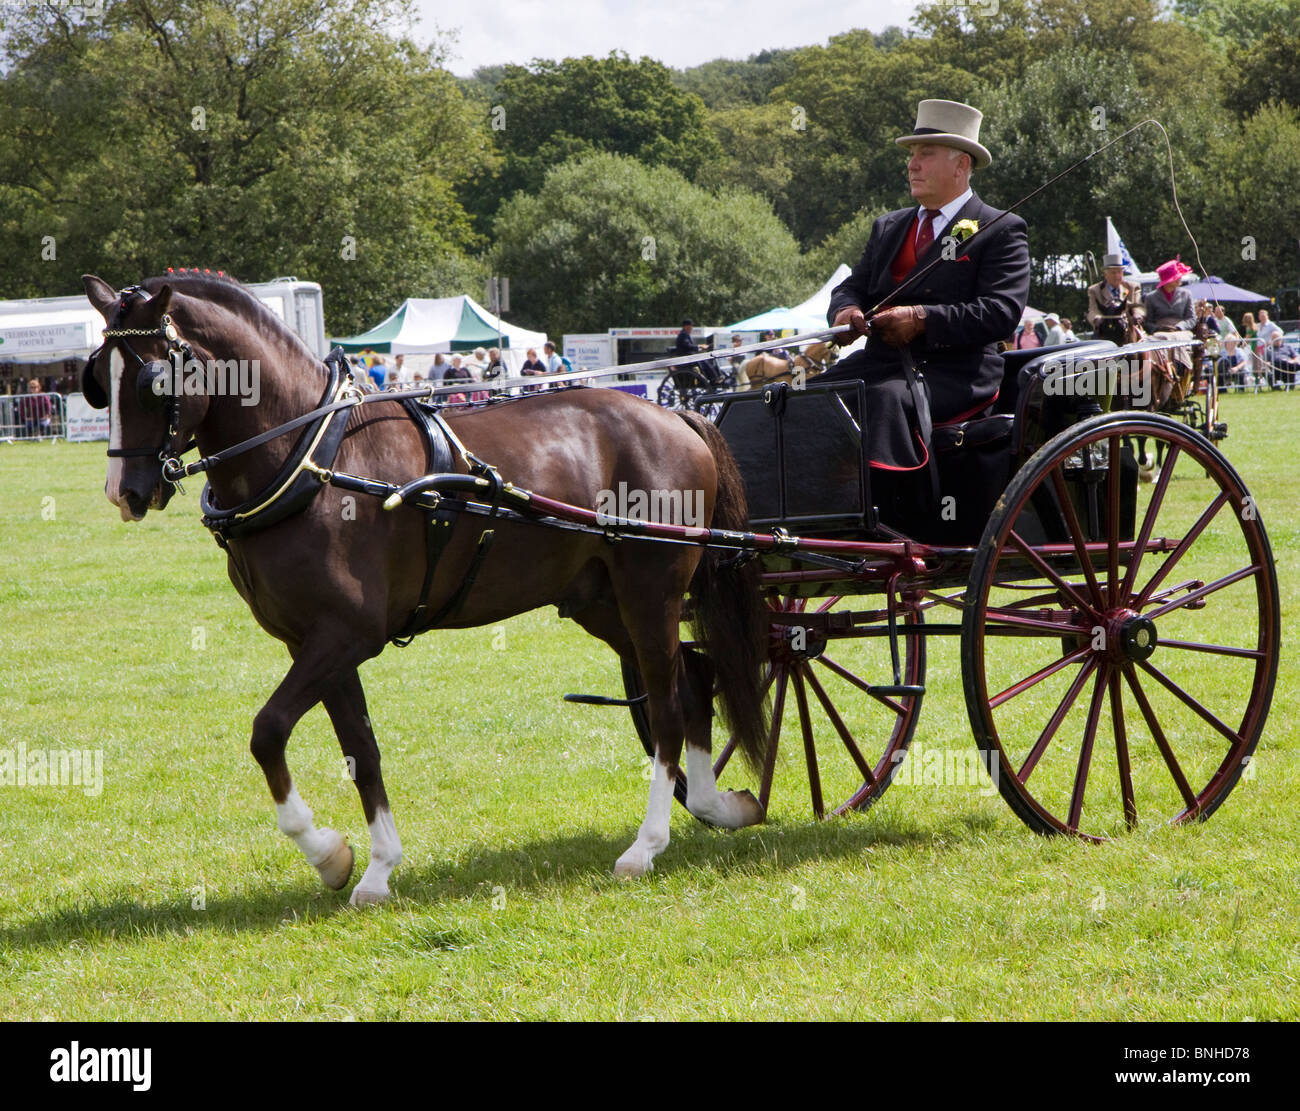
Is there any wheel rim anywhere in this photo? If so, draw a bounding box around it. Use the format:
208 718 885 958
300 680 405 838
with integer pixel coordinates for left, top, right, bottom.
963 413 1279 840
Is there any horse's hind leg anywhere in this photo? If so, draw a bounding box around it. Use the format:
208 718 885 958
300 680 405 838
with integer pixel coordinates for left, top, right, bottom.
680 647 764 829
322 669 402 906
251 640 358 893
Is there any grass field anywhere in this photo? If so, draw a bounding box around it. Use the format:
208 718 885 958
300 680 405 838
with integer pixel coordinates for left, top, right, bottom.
0 392 1296 1021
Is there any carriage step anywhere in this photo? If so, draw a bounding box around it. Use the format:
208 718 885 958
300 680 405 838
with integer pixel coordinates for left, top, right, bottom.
867 684 926 697
563 692 648 707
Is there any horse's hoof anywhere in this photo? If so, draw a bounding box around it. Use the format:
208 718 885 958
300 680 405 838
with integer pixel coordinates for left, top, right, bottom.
348 885 389 907
613 848 656 879
315 836 354 891
726 789 767 827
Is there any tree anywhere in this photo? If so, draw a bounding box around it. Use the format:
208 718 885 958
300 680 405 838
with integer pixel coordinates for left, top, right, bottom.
1195 102 1300 300
1224 30 1300 118
490 153 808 340
0 0 491 335
771 32 980 246
671 50 801 111
974 50 1230 314
462 53 720 229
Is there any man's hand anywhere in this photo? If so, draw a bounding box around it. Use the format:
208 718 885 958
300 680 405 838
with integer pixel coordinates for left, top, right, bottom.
833 306 868 339
870 304 927 347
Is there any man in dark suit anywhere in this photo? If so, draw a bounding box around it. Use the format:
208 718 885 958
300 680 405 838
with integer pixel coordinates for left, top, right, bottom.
819 99 1030 470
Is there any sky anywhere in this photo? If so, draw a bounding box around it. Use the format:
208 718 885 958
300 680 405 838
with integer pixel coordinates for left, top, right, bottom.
412 0 925 76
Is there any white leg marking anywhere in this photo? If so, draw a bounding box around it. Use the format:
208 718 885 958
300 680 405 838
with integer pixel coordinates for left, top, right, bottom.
106 348 129 517
349 808 403 907
614 757 674 878
276 785 352 889
685 746 765 829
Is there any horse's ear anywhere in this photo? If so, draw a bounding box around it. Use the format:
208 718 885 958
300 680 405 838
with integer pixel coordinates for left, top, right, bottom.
83 275 117 316
145 284 174 322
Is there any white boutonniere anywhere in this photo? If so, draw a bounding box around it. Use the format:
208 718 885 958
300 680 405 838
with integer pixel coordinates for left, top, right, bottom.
951 218 980 243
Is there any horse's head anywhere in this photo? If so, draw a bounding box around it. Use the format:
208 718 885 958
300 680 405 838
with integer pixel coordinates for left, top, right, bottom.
82 274 212 521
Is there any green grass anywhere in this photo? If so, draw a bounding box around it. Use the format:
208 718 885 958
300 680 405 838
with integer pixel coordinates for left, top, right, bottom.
0 392 1296 1020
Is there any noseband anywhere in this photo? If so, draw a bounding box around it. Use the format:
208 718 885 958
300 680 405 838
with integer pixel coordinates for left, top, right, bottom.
89 286 197 487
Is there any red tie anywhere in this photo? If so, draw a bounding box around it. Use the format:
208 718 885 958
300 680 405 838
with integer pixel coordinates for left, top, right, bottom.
915 208 941 255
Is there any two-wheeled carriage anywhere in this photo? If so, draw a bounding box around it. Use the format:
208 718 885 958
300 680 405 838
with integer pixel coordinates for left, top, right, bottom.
623 337 1278 839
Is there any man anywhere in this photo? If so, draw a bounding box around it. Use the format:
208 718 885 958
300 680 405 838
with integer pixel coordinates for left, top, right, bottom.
1143 258 1196 331
674 319 700 357
542 341 564 374
1215 335 1248 389
1255 309 1283 347
1086 253 1145 340
820 99 1030 470
1042 312 1065 346
1212 304 1238 337
1264 333 1299 389
1060 317 1078 343
729 333 751 388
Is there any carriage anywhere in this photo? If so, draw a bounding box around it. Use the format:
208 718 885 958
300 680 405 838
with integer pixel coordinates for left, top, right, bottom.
620 335 1277 839
80 274 1280 899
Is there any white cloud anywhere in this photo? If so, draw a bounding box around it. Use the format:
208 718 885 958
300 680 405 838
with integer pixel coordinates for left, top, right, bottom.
412 0 922 76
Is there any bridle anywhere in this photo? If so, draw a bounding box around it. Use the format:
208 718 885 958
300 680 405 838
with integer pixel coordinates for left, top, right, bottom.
86 285 197 488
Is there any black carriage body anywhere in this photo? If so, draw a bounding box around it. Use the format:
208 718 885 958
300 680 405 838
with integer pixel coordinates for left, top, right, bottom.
709 339 1134 555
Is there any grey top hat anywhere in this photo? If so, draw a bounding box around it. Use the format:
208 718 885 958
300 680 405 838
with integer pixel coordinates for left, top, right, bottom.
1102 253 1125 270
896 100 992 169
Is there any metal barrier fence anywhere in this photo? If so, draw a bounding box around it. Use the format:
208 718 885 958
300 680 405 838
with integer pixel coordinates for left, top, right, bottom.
0 391 67 442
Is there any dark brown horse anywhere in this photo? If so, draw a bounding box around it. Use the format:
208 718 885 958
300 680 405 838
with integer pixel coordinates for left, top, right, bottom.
80 273 770 903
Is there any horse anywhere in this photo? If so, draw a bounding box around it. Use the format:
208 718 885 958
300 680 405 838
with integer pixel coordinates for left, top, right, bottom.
741 341 838 388
78 272 771 904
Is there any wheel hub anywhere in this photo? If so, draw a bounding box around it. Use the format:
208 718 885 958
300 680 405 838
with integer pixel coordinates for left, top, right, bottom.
1108 611 1158 662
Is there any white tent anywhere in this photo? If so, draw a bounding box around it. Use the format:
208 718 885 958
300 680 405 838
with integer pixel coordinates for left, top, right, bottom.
727 266 852 333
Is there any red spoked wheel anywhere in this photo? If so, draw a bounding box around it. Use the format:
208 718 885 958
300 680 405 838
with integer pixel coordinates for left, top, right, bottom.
962 412 1279 840
624 591 926 819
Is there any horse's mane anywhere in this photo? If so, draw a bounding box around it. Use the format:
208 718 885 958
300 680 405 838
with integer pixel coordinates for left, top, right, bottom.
140 271 317 364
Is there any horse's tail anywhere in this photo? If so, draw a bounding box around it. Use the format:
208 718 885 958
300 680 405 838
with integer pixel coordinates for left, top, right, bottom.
677 410 771 775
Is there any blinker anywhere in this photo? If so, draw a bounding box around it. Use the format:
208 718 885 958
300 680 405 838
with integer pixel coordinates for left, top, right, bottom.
137 359 176 411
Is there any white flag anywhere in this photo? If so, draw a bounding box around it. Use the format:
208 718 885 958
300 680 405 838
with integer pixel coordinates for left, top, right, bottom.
1106 218 1141 276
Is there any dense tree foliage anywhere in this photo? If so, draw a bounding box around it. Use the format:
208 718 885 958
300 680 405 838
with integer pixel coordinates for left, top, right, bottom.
3 0 1298 339
460 53 720 230
0 0 491 335
490 153 808 340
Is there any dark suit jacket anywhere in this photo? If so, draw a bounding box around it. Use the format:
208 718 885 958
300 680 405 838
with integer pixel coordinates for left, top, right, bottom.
827 192 1030 422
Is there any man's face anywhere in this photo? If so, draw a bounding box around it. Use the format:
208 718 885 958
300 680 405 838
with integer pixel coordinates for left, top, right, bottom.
1104 267 1124 287
1260 311 1270 322
907 144 968 207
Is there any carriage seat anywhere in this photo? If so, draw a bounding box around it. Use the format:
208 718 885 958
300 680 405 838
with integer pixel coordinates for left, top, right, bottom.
992 340 1120 415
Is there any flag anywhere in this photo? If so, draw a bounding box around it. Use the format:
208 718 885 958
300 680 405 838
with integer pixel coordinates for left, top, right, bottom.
1106 218 1141 276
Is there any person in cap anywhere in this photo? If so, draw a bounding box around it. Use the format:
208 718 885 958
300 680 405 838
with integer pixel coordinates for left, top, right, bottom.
819 99 1030 471
1042 312 1066 346
1143 258 1196 331
1086 252 1145 342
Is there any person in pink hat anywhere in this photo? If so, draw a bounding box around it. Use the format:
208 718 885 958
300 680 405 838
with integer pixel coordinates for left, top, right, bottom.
1143 257 1196 331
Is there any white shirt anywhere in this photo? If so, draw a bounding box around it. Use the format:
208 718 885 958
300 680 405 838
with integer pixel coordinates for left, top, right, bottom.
1256 320 1283 345
916 187 974 245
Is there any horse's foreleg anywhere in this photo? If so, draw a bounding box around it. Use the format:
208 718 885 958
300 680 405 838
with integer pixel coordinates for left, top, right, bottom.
681 647 764 829
614 605 687 879
322 669 403 906
251 644 356 892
